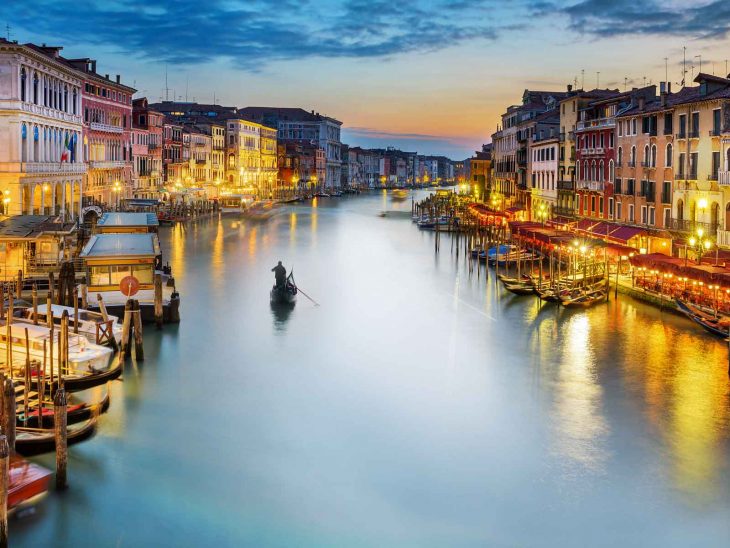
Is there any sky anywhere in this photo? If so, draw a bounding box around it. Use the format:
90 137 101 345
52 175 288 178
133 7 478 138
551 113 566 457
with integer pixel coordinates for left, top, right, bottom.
6 0 730 159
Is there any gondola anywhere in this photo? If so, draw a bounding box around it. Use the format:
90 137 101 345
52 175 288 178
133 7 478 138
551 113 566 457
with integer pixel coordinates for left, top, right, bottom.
503 281 535 296
536 287 562 303
675 299 730 338
15 416 99 456
270 272 298 305
16 387 111 428
561 290 606 307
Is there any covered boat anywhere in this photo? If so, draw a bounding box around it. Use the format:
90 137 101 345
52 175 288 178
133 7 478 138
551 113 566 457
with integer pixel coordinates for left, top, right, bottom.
675 300 730 338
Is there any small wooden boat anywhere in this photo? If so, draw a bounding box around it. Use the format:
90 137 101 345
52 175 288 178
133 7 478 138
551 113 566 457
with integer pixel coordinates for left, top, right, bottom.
244 200 278 220
562 290 606 307
16 386 111 428
15 416 99 456
392 189 408 200
9 454 51 511
270 272 297 305
536 287 562 303
503 281 535 296
675 300 730 338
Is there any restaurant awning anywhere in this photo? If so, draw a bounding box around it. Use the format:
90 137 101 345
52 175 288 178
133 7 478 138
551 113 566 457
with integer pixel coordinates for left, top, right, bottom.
608 226 646 244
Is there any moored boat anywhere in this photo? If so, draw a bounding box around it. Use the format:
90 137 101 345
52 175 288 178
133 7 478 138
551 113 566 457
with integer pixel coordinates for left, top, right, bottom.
15 416 99 456
8 454 51 511
675 299 730 338
21 303 122 347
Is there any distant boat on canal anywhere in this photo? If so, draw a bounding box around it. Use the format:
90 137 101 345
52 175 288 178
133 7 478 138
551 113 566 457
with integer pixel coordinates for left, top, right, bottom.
270 272 297 305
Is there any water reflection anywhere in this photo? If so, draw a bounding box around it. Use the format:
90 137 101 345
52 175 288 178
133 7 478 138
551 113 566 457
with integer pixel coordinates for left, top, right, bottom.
270 302 295 331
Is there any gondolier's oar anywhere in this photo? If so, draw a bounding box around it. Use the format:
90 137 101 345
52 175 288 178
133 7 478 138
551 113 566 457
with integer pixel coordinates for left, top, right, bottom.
297 287 320 307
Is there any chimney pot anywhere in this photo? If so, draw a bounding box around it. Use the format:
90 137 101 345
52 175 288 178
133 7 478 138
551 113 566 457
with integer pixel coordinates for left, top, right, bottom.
638 97 645 110
668 82 672 93
116 74 120 83
567 84 573 92
105 74 109 80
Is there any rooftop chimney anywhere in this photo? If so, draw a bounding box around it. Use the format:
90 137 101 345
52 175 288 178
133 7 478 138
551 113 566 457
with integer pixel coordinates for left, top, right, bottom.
567 84 573 93
659 81 666 94
638 96 645 110
116 74 120 84
105 74 109 80
667 82 671 94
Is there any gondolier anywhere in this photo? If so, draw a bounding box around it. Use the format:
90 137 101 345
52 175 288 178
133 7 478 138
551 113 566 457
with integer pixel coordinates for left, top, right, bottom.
272 261 287 288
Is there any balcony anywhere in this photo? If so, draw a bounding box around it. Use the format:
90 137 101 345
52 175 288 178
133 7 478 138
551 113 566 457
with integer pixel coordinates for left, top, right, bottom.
719 170 730 185
718 229 730 248
578 180 604 192
640 161 656 169
688 130 700 138
708 172 719 182
90 160 127 169
576 118 615 131
554 206 575 217
627 161 636 168
676 132 687 139
21 162 86 174
89 122 124 133
20 102 82 124
670 218 717 234
581 147 605 156
557 180 575 190
709 129 721 137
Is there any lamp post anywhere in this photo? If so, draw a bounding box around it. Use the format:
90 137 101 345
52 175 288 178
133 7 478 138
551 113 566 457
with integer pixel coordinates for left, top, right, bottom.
113 181 122 211
536 202 548 226
2 190 10 216
687 227 713 265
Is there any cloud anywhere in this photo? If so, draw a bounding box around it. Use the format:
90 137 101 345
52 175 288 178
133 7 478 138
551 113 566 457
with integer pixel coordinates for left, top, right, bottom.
6 0 510 71
555 0 730 40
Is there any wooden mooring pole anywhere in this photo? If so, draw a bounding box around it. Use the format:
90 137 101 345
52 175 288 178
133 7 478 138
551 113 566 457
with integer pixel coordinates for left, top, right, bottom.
32 284 38 325
154 273 163 329
132 300 144 361
0 434 8 548
120 299 133 359
54 387 68 490
2 378 15 452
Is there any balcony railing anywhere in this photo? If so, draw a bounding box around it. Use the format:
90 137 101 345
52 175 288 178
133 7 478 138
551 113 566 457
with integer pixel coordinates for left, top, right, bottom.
718 229 730 248
554 206 575 217
688 130 700 138
576 118 615 131
627 161 636 167
21 162 86 174
640 161 656 169
708 172 719 182
578 180 604 192
90 160 128 169
719 170 730 185
89 122 124 133
670 219 718 234
557 180 575 190
676 132 686 139
21 103 82 124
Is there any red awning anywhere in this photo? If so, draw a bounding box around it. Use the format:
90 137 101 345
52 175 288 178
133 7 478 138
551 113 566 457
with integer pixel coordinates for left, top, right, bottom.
608 226 646 243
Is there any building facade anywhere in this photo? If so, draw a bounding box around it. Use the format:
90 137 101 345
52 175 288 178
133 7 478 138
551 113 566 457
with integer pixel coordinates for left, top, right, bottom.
0 39 85 218
529 136 559 217
132 98 164 198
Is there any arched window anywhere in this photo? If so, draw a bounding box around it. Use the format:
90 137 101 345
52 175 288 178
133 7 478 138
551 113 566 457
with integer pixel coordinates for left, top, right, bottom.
643 145 649 165
32 73 39 104
617 146 623 165
677 199 684 221
591 161 596 181
665 143 672 167
63 85 68 112
72 88 78 114
20 68 26 101
651 145 657 167
599 160 604 182
609 160 615 182
576 161 580 181
631 146 636 165
583 160 589 181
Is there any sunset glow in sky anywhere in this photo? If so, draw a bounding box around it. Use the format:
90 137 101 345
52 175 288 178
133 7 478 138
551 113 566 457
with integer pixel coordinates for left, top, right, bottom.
7 0 730 158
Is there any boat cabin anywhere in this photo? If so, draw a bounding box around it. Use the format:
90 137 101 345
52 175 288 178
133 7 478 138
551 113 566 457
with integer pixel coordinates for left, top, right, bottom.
0 215 77 281
219 194 255 213
79 233 161 296
95 212 159 234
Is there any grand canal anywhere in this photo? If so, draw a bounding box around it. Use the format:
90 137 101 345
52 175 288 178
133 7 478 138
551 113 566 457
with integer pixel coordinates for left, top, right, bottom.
12 191 730 546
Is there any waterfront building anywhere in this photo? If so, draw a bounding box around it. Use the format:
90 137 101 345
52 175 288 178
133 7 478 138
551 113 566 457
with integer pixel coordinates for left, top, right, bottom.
575 86 655 220
68 59 135 210
236 107 342 190
224 118 261 194
259 125 277 198
0 39 85 218
467 145 492 201
182 125 213 196
132 98 164 199
666 74 730 249
492 89 567 210
131 126 150 199
556 88 618 219
614 84 674 238
528 135 559 218
162 119 183 189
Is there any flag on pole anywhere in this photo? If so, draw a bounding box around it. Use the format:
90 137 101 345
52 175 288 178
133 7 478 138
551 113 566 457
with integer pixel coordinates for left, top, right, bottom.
60 133 72 164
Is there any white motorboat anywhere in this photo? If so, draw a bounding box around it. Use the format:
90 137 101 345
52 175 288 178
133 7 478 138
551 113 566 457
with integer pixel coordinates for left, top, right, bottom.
21 304 122 347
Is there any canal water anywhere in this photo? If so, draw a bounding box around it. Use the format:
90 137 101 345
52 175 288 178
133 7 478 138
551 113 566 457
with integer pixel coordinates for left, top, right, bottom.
12 191 730 547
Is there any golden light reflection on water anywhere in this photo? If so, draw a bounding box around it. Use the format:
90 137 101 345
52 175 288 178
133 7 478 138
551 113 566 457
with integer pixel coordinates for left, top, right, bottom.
212 217 224 273
551 312 609 473
170 223 185 282
248 227 258 257
289 212 297 246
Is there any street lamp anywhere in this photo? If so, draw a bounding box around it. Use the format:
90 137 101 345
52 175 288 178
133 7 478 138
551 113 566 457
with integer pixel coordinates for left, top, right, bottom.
687 227 713 265
113 181 122 211
536 202 548 226
2 190 10 216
